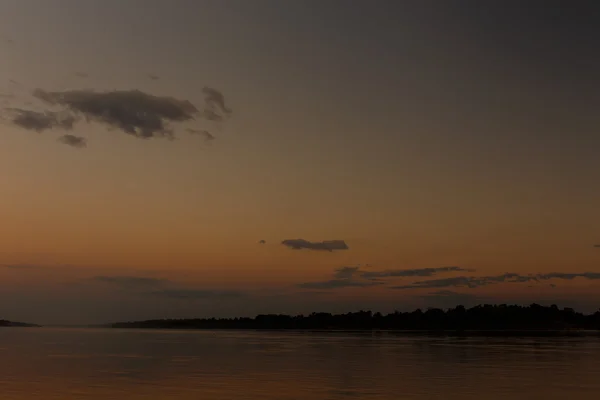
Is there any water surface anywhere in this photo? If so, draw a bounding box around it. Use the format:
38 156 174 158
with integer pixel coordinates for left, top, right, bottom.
1 328 599 399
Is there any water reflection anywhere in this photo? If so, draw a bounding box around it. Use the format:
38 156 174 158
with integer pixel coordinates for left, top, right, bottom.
1 328 599 399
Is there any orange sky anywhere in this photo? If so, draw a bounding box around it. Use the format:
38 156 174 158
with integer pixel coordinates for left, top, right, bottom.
1 1 600 324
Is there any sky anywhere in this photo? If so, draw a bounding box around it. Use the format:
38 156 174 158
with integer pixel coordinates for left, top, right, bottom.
1 0 600 325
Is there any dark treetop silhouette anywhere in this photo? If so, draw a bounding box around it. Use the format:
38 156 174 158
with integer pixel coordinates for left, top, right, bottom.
111 304 600 333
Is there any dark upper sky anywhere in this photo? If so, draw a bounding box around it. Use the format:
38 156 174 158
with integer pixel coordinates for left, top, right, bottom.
1 0 600 324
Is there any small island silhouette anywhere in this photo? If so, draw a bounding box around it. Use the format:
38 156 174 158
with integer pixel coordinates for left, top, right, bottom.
111 304 600 335
0 319 40 328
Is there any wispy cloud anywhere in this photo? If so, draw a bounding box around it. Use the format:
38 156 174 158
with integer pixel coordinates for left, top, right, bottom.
360 266 470 279
282 239 349 252
202 86 232 116
187 128 215 142
331 265 469 280
299 265 467 290
298 265 600 292
58 134 87 148
332 266 361 279
538 272 600 280
6 108 75 132
391 272 600 290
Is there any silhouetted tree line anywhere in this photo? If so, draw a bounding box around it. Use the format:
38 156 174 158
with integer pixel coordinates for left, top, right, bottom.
112 304 600 332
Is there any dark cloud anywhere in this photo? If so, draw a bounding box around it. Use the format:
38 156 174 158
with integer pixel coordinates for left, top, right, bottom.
32 89 198 139
360 266 470 279
92 276 168 288
392 274 535 290
391 272 600 290
202 86 231 115
537 272 600 280
303 265 470 290
333 266 361 279
594 245 600 248
58 134 87 149
258 240 266 244
148 74 160 80
300 265 600 293
6 108 75 132
282 239 349 252
148 289 245 300
4 86 231 148
296 279 384 290
332 266 469 280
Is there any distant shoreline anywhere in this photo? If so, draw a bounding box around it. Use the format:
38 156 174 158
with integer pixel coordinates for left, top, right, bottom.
7 304 600 334
107 327 600 337
110 304 600 334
